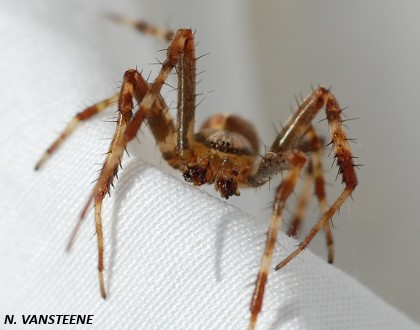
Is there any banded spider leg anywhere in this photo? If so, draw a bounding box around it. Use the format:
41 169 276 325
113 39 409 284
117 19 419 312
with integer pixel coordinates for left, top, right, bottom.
36 27 196 298
247 87 358 329
287 126 334 263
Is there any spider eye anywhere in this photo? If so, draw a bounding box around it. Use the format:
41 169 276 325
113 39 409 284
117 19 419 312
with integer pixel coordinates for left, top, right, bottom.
182 165 208 185
216 177 239 199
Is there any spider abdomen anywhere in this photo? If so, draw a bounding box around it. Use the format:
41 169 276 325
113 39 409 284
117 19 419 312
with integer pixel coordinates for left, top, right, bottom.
195 129 254 155
199 113 259 154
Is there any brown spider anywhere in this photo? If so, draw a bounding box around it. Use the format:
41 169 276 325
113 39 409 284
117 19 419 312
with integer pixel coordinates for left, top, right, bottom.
35 18 358 330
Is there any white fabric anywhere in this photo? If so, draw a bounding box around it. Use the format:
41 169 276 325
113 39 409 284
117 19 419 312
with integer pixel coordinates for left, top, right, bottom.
0 2 419 330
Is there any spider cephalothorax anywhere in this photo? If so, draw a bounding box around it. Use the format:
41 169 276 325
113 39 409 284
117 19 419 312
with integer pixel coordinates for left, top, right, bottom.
36 20 358 330
182 113 258 199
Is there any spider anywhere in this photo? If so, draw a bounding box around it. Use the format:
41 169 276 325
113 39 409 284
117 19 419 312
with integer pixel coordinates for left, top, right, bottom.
35 17 358 330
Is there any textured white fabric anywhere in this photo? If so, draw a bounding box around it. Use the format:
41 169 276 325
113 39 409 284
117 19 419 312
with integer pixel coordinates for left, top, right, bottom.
0 2 419 330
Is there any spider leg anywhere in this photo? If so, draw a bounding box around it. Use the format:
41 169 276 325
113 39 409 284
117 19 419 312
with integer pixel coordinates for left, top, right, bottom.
70 70 142 299
308 128 334 263
34 95 118 170
249 151 306 330
247 88 335 187
107 13 175 41
69 29 195 299
69 69 173 298
274 88 358 270
125 28 196 163
287 161 313 237
287 127 320 238
287 126 334 263
247 87 357 327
